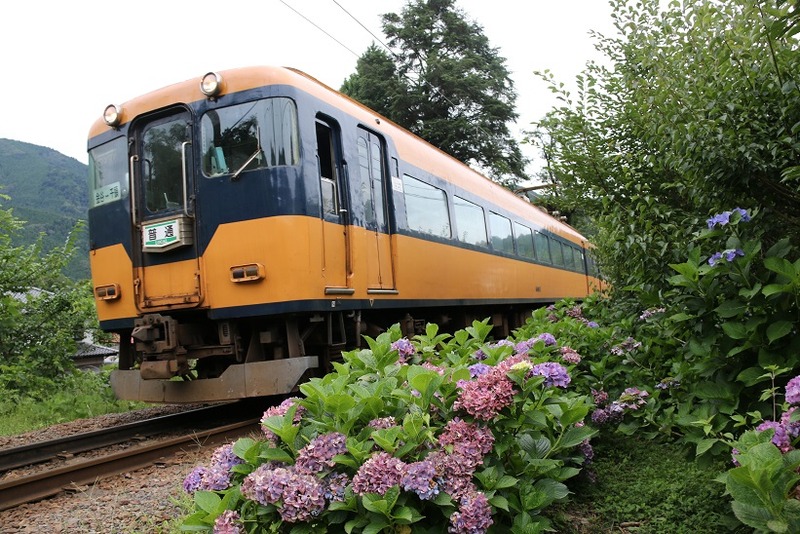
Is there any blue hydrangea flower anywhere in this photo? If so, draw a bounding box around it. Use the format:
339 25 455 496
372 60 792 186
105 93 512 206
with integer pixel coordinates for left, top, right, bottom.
707 211 731 228
536 333 557 346
723 248 744 261
401 459 440 500
530 362 571 388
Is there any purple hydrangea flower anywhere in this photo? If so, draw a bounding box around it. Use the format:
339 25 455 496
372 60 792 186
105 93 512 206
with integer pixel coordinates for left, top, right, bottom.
560 346 582 364
472 348 488 361
323 471 350 502
787 376 800 405
295 432 348 475
566 306 585 319
368 416 398 430
536 333 557 346
401 459 440 500
592 389 609 407
449 491 493 534
468 362 491 378
352 452 406 496
586 321 599 328
279 471 326 523
261 397 306 442
639 307 666 320
618 387 649 410
781 407 800 439
428 451 477 500
438 418 494 467
213 510 243 534
242 465 292 505
514 338 535 353
391 337 415 361
210 443 243 472
530 362 571 388
201 466 233 491
611 337 641 355
757 420 792 452
656 377 680 390
183 466 207 494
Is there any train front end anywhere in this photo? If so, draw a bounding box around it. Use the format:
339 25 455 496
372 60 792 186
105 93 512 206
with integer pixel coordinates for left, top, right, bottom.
87 68 321 403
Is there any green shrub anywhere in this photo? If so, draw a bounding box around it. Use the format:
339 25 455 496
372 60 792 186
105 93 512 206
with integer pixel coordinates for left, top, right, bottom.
180 320 597 533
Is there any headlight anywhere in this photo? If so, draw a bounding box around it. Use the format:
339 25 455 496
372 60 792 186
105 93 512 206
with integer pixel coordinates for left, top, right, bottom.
200 71 223 98
103 104 123 127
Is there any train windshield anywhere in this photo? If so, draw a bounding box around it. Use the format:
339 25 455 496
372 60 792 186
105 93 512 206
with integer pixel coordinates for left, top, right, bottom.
88 137 128 207
200 97 300 177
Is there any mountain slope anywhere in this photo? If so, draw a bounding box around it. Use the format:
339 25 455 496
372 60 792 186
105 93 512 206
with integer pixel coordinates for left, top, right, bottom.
0 138 90 280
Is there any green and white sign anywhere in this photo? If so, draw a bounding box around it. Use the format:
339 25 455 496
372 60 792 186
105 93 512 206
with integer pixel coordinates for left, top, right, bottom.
143 219 181 250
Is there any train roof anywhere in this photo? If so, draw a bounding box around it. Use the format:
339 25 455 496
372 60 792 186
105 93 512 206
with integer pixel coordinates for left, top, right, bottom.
88 65 587 245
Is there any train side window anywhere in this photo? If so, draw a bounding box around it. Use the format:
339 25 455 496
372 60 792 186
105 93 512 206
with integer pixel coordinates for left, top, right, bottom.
514 222 535 259
551 240 565 267
573 247 584 272
534 231 552 264
88 137 128 207
200 97 299 177
563 244 577 270
454 196 487 246
402 174 451 238
489 212 514 254
316 120 338 216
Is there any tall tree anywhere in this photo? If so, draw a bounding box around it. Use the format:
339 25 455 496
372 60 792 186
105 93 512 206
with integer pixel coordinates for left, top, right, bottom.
341 0 526 184
531 0 800 300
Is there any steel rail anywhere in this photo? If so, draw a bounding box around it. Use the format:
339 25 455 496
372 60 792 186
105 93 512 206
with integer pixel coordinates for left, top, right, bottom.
0 419 259 511
0 402 245 472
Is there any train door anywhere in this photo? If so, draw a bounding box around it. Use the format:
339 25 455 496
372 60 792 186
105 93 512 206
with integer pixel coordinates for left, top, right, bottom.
316 117 351 292
357 128 396 291
129 108 203 309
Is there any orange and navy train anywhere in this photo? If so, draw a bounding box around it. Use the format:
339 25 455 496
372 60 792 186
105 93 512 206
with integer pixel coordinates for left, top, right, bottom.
87 66 600 403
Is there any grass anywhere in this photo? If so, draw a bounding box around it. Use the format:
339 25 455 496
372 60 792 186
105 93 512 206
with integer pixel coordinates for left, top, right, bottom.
547 435 750 533
0 368 146 436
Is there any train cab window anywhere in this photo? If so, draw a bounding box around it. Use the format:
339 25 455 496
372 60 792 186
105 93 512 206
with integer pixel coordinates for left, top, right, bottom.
88 137 128 207
402 174 451 238
316 120 338 215
514 222 535 259
200 97 299 177
489 212 514 254
454 196 487 246
534 230 552 264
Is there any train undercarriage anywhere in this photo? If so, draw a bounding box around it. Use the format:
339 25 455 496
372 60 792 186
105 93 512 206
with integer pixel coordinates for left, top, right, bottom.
110 305 536 403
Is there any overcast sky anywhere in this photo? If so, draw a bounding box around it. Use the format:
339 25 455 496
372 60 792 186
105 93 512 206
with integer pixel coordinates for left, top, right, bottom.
0 0 615 176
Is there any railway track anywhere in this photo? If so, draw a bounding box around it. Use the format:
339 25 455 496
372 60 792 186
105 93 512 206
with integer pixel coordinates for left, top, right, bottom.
0 400 266 511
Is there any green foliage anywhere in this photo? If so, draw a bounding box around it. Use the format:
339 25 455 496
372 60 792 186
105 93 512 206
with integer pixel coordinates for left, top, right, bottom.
722 430 800 532
0 196 98 399
341 0 526 184
531 0 800 301
180 320 598 533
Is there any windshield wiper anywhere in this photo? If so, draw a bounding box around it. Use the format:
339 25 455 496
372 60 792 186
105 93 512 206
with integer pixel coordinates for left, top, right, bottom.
231 126 262 181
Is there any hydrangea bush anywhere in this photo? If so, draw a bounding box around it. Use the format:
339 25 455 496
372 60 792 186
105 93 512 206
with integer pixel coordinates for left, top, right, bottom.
180 319 599 533
721 376 800 533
